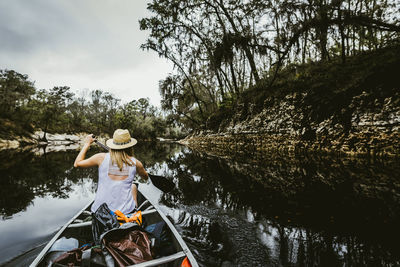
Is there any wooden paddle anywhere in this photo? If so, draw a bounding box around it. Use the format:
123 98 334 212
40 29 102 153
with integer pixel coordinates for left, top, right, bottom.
93 137 175 193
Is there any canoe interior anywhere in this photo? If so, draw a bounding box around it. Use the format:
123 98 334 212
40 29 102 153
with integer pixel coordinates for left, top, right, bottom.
33 190 197 267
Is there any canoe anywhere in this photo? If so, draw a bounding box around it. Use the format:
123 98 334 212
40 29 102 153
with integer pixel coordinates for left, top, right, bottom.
29 189 198 267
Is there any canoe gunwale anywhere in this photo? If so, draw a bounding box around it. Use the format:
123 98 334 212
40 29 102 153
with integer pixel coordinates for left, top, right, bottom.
29 200 94 267
129 251 186 267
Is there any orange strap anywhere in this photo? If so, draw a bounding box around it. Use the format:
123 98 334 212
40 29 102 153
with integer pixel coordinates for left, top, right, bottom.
115 210 142 225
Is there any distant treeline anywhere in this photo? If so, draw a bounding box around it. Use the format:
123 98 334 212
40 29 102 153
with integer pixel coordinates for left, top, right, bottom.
140 0 400 129
0 69 185 140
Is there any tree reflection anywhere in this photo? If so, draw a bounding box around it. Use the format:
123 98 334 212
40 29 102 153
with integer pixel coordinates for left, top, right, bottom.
1 143 399 265
159 148 400 266
0 142 180 219
0 148 97 218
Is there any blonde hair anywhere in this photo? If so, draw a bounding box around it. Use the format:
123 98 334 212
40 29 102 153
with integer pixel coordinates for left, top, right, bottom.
110 147 135 171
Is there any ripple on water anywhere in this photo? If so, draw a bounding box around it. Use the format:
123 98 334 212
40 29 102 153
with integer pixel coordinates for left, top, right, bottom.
173 204 271 266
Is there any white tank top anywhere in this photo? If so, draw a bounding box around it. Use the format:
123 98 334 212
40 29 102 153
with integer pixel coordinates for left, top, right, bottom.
91 153 137 213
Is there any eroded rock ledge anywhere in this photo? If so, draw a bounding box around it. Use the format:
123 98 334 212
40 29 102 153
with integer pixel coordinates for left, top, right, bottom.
0 132 98 151
181 91 400 157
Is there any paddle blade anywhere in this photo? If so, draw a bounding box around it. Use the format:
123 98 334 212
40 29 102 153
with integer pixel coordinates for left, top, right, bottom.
148 174 175 193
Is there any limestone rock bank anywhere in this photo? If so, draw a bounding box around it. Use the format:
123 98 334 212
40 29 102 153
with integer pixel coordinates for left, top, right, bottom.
32 131 82 145
181 91 400 157
0 132 108 151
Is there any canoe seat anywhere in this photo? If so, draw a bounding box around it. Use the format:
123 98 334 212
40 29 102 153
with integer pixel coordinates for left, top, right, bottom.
67 209 157 228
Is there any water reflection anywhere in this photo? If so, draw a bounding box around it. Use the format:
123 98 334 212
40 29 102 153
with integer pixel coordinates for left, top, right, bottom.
159 148 400 266
0 143 399 266
0 149 95 218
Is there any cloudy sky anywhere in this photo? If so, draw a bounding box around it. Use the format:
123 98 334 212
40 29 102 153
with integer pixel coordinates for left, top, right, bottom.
0 0 172 106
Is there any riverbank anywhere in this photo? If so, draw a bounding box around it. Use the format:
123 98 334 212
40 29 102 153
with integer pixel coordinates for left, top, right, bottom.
182 46 400 157
181 91 400 157
0 132 109 152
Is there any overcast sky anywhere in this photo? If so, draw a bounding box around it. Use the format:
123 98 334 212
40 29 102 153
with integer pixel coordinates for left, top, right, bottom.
0 0 172 106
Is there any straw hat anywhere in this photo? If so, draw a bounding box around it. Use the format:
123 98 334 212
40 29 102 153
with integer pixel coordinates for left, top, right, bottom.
106 129 137 149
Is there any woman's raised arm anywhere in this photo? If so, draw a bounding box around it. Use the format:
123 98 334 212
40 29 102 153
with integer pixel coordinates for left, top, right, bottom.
74 134 105 168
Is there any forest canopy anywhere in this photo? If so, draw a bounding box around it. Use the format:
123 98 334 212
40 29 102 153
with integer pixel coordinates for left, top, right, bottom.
140 0 400 129
0 69 184 140
2 1 399 139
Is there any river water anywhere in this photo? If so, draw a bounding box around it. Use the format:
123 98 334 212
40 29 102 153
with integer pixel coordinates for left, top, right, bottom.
0 142 399 266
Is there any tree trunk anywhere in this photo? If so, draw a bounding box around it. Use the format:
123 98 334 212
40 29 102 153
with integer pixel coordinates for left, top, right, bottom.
217 0 260 83
339 10 346 63
167 55 206 121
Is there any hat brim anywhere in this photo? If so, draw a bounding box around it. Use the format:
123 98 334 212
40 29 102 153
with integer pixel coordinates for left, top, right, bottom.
106 138 137 150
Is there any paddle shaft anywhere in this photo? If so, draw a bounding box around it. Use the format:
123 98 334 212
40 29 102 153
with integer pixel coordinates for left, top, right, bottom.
94 140 110 151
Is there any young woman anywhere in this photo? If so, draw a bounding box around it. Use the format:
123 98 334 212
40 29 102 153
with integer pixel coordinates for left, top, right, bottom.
74 129 148 213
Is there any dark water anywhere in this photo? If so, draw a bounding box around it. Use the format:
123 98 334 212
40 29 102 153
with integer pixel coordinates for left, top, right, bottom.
0 143 399 266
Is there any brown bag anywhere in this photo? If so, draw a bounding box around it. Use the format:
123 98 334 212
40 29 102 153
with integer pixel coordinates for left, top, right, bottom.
51 246 89 267
50 246 104 267
102 225 153 267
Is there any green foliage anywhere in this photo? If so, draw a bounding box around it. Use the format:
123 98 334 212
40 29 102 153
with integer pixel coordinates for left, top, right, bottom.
0 70 36 137
0 70 183 140
141 0 400 130
31 87 74 139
